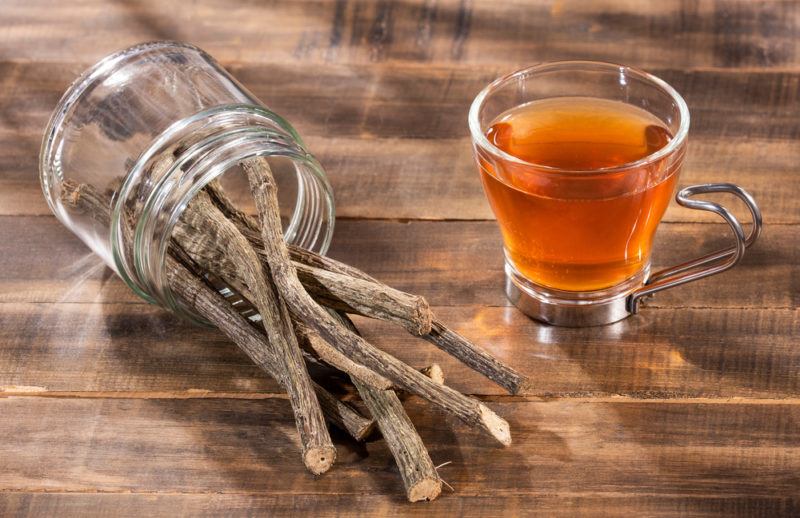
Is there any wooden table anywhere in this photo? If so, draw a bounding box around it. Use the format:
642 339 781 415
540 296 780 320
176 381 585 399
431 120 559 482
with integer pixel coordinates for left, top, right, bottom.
1 1 798 516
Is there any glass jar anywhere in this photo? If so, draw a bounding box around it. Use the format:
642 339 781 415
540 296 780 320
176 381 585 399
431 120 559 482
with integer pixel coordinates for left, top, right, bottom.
39 41 335 319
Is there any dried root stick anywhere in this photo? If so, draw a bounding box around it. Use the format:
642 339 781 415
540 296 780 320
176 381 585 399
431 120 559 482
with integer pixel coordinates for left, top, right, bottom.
177 195 389 391
164 254 373 445
332 310 442 502
174 191 335 474
62 180 375 441
205 181 527 395
243 157 511 446
293 318 393 390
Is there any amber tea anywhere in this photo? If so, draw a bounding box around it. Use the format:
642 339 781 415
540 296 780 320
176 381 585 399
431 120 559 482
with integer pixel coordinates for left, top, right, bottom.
479 97 678 291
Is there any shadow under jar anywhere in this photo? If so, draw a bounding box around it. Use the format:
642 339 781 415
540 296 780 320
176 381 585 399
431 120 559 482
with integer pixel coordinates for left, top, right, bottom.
469 61 762 327
40 41 335 321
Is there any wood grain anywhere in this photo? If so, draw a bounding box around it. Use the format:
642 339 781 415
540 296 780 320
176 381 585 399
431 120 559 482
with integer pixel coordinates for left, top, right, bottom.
4 61 800 141
2 217 794 310
326 220 796 311
1 493 798 518
1 217 794 400
6 134 798 223
2 61 798 221
0 397 798 500
2 0 800 69
1 302 797 399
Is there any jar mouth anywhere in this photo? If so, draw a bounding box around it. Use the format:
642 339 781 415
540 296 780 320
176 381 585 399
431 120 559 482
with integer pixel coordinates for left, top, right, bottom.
467 60 691 176
110 104 335 321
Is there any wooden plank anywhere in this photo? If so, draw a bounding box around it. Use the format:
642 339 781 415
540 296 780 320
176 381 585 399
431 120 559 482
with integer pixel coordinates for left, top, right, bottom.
4 62 800 141
6 134 798 222
2 61 799 221
0 302 281 395
313 135 800 223
1 217 794 310
2 301 797 398
2 0 799 69
0 397 798 500
327 220 796 311
1 493 798 518
2 216 794 396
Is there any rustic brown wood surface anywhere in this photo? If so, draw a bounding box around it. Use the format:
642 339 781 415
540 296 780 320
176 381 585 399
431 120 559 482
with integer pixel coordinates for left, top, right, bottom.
0 1 798 516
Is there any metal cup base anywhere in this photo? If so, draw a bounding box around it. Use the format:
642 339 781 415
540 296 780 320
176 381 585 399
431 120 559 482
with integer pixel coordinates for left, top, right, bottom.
504 260 650 327
503 182 762 327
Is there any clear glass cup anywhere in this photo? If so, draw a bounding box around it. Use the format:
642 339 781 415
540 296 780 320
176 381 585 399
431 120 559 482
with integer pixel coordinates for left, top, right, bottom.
469 61 762 326
40 41 335 320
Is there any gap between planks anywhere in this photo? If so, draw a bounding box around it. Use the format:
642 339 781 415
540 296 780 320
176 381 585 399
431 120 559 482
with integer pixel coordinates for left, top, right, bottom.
2 214 798 226
2 391 800 406
0 489 797 500
5 57 800 75
332 217 800 226
0 301 795 312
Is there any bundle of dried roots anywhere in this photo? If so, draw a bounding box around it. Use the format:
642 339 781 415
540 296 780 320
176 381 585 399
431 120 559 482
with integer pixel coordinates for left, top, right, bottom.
61 155 527 502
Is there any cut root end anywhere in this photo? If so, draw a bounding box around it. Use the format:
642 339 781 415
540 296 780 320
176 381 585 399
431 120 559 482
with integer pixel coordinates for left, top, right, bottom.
480 404 511 447
421 364 445 385
407 477 443 502
304 446 337 475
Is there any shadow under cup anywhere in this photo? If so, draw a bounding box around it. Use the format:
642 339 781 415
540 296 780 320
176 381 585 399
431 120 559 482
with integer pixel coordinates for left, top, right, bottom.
469 62 690 324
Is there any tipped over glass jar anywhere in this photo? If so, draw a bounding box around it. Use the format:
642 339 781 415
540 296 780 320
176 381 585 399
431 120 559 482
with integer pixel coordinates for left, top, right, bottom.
40 41 335 320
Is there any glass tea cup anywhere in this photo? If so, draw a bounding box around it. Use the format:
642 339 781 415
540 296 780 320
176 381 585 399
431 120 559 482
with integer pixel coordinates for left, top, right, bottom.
469 61 762 326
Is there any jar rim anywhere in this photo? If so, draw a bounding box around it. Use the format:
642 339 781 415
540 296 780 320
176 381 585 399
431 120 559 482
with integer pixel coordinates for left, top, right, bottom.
109 104 334 321
467 60 691 176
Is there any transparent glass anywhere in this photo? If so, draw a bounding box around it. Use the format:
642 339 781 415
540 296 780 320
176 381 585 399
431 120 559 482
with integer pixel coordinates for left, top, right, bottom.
40 41 335 319
469 61 689 298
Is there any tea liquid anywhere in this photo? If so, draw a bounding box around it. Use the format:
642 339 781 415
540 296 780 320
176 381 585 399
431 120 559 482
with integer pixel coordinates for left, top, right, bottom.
480 97 678 291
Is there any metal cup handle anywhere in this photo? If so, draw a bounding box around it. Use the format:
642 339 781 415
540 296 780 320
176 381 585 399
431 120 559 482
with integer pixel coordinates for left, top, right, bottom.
627 183 763 314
